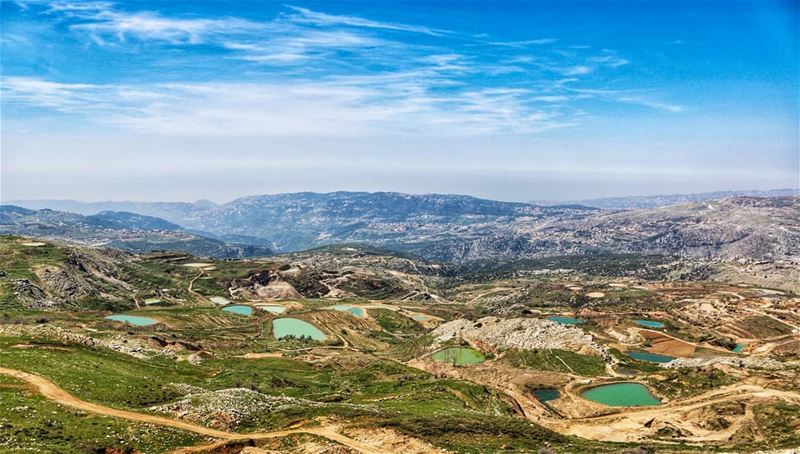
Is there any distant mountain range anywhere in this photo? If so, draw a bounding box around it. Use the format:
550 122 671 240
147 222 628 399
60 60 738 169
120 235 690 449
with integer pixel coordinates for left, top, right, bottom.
532 188 798 210
4 191 798 263
0 206 272 258
5 192 596 252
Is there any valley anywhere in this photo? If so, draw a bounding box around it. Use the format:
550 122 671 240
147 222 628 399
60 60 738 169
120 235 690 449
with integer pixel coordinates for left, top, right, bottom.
1 229 798 453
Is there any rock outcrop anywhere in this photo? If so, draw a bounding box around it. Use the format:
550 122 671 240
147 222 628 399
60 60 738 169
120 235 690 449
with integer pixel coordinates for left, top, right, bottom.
432 316 607 357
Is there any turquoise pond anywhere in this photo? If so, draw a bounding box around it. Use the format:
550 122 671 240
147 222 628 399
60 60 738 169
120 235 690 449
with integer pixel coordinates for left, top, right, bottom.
222 305 253 316
581 383 661 407
532 388 560 405
105 315 157 326
634 319 665 329
256 305 287 314
732 343 745 353
272 318 327 341
330 305 365 317
411 313 432 321
546 316 586 325
627 351 674 363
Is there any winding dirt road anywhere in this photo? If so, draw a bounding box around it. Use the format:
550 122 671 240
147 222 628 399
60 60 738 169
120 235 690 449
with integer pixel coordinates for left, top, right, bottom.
0 367 390 454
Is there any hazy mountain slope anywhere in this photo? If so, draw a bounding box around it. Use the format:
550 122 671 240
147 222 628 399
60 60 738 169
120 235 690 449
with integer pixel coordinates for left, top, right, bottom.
6 194 797 265
11 192 594 252
0 206 271 259
535 188 798 210
177 192 595 251
420 196 800 263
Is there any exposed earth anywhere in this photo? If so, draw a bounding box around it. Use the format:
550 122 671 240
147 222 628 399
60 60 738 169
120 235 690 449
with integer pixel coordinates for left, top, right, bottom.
1 220 799 453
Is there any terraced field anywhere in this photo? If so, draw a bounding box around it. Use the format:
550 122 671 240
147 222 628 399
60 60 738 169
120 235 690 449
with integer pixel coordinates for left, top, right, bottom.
1 236 799 453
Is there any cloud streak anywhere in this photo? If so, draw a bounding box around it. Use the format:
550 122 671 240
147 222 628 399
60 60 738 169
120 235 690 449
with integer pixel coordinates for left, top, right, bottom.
2 2 685 140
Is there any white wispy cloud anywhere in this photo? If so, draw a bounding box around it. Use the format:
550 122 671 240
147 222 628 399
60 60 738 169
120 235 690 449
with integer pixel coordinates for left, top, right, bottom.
285 5 446 36
570 88 684 113
2 76 577 136
5 2 684 139
45 1 264 44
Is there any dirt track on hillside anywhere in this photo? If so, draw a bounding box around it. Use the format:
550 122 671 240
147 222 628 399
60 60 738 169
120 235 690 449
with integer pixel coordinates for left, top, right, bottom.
0 367 391 454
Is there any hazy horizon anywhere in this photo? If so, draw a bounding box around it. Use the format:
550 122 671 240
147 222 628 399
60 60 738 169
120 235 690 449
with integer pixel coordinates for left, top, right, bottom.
2 1 798 202
3 186 798 206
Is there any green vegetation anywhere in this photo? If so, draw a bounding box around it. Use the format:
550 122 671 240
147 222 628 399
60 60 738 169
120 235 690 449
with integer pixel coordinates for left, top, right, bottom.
746 402 800 449
507 349 606 376
647 368 736 399
371 308 424 334
737 316 794 338
376 414 616 453
1 235 797 453
0 375 200 453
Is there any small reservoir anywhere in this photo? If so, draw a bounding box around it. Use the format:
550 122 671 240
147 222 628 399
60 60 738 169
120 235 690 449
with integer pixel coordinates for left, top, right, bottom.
272 318 327 341
431 347 485 366
105 315 157 326
634 319 665 329
330 305 365 318
627 351 674 363
256 304 287 314
222 305 253 316
532 388 560 406
546 316 586 325
581 382 661 407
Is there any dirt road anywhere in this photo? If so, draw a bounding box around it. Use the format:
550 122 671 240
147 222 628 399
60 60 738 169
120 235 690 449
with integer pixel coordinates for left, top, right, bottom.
0 367 390 454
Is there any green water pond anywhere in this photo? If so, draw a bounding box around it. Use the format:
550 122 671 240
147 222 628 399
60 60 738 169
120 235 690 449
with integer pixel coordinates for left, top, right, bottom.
105 315 157 326
256 305 287 314
532 388 560 405
431 347 485 366
581 382 661 407
546 315 586 325
222 305 253 316
627 351 674 363
330 305 365 318
634 319 665 329
272 318 327 341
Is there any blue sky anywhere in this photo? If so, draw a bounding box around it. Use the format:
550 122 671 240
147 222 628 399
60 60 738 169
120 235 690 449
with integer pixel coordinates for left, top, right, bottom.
1 0 798 202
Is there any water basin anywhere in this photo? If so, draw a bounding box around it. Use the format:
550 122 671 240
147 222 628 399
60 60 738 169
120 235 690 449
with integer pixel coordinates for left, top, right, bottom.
627 351 674 363
330 305 365 318
222 305 253 316
732 343 745 353
272 318 327 341
546 316 586 325
256 305 287 314
581 382 661 407
431 347 485 366
105 315 157 326
634 319 665 329
532 388 560 406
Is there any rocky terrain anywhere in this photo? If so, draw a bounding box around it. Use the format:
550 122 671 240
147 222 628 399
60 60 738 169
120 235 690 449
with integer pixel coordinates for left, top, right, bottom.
432 316 607 357
7 193 798 270
1 234 800 453
423 196 800 263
